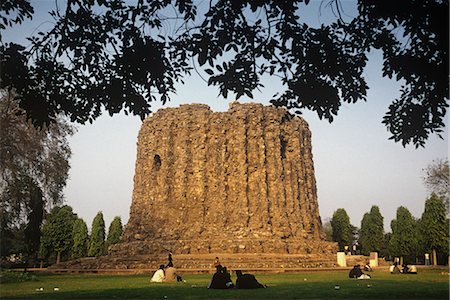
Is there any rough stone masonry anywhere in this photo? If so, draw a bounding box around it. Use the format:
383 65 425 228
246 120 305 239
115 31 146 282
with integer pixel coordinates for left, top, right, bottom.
110 102 335 257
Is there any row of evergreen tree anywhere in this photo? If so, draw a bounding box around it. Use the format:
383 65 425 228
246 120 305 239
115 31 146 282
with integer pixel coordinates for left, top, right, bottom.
327 193 449 265
38 206 123 265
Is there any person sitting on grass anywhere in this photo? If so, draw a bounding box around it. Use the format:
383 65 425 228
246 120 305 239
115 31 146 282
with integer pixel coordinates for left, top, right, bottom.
208 266 234 289
349 264 371 279
151 265 165 283
164 265 182 282
235 270 267 289
349 265 363 278
408 265 417 274
401 264 417 274
389 262 401 274
401 264 409 274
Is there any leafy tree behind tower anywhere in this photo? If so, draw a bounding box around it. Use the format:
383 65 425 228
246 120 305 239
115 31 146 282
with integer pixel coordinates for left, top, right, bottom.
106 216 123 248
389 206 418 264
39 205 77 264
359 205 384 255
71 218 89 259
88 212 106 257
418 193 448 266
330 208 353 251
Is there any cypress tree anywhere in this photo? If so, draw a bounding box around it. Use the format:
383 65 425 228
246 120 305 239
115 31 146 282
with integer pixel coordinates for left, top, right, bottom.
389 206 418 264
71 218 88 259
359 206 384 255
419 193 448 265
330 208 353 251
106 216 123 247
359 212 371 255
88 212 106 257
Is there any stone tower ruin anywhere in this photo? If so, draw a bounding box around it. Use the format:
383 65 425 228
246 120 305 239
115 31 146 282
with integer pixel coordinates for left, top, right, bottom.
112 102 335 257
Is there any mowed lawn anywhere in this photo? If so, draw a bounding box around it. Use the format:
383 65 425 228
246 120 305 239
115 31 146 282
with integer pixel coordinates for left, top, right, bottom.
1 268 448 299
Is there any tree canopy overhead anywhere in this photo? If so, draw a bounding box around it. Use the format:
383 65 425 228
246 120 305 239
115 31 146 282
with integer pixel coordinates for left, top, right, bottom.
0 0 448 147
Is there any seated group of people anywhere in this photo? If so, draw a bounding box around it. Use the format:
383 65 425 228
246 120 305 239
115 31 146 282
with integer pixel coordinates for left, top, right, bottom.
151 253 183 283
150 264 182 283
390 262 417 274
348 264 371 279
208 265 267 289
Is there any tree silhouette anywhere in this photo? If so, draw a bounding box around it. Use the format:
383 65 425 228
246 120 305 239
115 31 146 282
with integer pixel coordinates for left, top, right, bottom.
1 0 448 147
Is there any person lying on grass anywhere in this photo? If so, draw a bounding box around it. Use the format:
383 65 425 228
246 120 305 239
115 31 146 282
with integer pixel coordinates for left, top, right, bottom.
235 270 267 288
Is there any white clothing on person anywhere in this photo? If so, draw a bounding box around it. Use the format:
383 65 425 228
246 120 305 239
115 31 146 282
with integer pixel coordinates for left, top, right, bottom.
151 269 165 282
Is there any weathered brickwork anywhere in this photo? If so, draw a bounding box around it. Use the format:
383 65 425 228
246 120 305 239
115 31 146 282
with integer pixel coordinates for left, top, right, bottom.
110 102 336 257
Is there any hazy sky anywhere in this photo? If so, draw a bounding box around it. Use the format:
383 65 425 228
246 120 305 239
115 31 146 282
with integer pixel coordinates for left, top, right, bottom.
4 1 448 232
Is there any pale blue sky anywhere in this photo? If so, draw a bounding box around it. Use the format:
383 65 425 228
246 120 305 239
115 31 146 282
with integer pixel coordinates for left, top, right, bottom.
3 1 448 232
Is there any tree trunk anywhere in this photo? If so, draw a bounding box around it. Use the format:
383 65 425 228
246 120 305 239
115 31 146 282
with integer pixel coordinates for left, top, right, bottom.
399 256 403 266
432 249 437 266
40 260 44 268
56 251 61 264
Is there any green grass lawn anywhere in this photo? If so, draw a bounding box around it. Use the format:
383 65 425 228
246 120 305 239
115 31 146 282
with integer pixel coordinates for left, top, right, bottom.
1 269 448 299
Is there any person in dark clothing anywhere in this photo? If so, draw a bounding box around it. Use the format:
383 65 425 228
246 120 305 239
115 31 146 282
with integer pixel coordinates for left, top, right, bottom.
208 266 234 289
214 257 222 273
401 264 408 273
349 265 364 278
235 270 266 289
166 252 173 268
222 267 234 288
